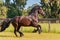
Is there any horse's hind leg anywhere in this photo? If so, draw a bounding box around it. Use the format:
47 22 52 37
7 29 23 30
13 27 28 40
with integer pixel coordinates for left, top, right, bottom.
14 28 18 37
12 23 18 37
18 31 24 37
17 26 24 37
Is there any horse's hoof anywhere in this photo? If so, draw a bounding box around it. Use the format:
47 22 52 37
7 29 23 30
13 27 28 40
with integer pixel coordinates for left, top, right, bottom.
32 29 37 33
38 32 41 34
20 34 24 37
38 30 42 34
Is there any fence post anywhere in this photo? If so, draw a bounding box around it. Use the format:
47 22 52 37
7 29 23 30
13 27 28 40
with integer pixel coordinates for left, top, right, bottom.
48 21 50 32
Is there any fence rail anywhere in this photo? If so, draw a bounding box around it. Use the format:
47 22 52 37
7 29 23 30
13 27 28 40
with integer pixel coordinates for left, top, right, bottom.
39 18 60 21
0 18 60 21
39 18 60 32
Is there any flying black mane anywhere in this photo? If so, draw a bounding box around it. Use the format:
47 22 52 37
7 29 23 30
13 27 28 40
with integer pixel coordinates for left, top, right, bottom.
28 5 41 15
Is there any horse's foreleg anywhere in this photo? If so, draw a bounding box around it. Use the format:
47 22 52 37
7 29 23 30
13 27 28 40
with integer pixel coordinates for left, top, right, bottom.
37 25 42 34
32 25 42 34
32 28 38 33
12 23 18 37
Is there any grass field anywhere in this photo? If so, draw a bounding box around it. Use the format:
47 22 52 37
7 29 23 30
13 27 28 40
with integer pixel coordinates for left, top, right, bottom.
0 32 60 40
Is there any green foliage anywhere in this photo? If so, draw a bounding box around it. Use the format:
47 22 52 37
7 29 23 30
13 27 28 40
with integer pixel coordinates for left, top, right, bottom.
0 0 8 18
27 6 32 14
0 0 3 6
6 5 22 18
4 0 27 18
22 9 27 16
0 0 27 18
7 8 19 18
0 6 8 17
40 0 60 18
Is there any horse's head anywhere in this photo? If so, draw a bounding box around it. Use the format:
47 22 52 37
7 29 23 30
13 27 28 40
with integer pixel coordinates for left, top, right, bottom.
34 5 46 16
0 18 11 32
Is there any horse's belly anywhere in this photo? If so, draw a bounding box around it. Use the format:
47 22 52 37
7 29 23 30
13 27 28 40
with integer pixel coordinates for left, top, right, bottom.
20 18 31 26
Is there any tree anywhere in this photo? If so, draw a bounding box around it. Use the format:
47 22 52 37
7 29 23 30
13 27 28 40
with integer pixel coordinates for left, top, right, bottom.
22 9 27 16
4 0 27 18
0 0 8 18
0 0 4 15
40 0 60 18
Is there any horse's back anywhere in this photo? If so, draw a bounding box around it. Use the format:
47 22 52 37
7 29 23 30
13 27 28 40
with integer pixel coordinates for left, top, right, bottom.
12 16 20 22
12 16 32 26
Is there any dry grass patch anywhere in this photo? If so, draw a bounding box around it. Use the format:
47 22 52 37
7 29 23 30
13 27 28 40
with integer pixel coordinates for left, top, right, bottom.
0 32 60 40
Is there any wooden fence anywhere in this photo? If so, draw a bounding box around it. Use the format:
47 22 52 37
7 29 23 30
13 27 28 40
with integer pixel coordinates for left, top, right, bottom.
39 18 60 32
0 18 60 32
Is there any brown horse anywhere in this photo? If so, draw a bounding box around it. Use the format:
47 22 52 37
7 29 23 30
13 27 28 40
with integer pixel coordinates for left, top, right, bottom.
0 5 45 37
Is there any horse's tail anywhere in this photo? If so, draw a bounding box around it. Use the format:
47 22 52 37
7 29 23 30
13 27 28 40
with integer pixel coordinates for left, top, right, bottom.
5 18 12 28
0 18 12 32
8 18 12 22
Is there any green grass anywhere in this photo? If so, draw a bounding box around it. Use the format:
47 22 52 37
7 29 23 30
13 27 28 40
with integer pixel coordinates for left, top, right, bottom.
39 23 60 33
2 23 60 33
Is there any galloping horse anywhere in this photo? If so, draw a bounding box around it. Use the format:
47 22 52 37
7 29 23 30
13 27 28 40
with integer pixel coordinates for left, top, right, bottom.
0 5 45 37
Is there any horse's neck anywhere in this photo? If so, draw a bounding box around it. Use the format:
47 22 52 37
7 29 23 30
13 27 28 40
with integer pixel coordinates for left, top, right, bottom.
29 11 38 23
29 11 38 19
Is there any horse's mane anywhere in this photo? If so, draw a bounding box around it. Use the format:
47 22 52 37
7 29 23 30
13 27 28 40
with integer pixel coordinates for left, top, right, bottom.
28 5 41 15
